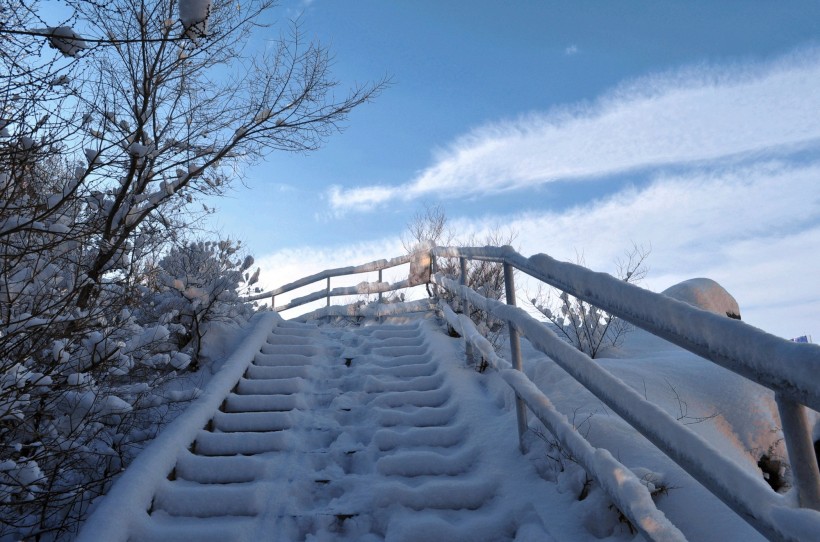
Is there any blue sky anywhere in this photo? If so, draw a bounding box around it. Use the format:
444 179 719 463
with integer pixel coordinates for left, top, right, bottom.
205 0 820 340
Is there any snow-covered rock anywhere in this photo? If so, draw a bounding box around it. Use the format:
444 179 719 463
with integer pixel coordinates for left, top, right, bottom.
661 278 741 319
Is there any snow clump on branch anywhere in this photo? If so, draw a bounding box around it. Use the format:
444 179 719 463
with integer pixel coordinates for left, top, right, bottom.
43 27 87 57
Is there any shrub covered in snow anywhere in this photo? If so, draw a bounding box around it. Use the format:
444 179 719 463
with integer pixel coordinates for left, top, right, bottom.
141 239 260 366
531 245 651 358
403 203 516 347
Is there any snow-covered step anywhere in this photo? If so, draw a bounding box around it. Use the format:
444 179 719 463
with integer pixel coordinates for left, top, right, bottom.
382 506 517 542
152 480 264 517
365 359 439 378
376 447 478 477
222 393 306 413
234 376 304 395
253 352 314 367
244 363 309 379
211 410 294 432
264 333 314 345
192 427 294 456
375 478 496 510
371 387 451 408
369 344 430 357
362 353 431 368
362 373 444 393
276 320 319 331
375 403 460 427
364 325 424 340
173 452 265 484
260 343 321 356
368 335 427 348
373 425 467 451
135 514 257 542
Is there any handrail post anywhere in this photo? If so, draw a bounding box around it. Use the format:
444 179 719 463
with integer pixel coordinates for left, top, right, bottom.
326 277 331 307
775 393 820 510
378 269 383 302
460 257 474 364
271 294 275 311
429 249 437 298
504 261 528 452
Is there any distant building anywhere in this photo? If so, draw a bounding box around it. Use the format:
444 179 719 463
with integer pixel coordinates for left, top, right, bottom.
791 335 812 343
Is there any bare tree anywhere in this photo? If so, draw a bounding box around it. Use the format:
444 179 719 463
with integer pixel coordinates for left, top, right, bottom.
59 0 384 309
0 1 383 537
530 244 651 358
403 204 517 344
401 203 455 253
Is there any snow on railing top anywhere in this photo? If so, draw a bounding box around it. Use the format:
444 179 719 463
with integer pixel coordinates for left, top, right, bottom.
433 245 820 412
280 279 413 312
243 253 413 303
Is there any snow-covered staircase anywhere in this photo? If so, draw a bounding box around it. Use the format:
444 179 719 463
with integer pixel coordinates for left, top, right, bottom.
137 320 326 540
78 246 820 542
119 316 555 542
320 321 499 540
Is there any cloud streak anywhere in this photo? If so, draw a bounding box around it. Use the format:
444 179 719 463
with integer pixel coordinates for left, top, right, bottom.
262 158 820 338
328 48 820 212
455 159 820 338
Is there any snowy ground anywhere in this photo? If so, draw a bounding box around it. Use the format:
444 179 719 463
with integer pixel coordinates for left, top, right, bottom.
520 327 793 541
77 300 814 541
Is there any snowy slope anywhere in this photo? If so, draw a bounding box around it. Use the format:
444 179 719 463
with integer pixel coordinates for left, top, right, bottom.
521 327 806 541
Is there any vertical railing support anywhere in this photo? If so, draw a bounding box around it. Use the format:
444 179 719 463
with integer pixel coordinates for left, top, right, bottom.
271 294 275 311
504 261 528 453
378 269 383 302
326 277 331 307
460 257 474 365
429 251 437 298
776 393 820 510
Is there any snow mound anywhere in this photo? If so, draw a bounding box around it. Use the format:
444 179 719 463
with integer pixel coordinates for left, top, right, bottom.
661 278 741 319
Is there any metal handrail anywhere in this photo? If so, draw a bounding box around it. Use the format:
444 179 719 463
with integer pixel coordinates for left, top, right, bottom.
433 246 820 412
429 245 820 542
437 301 686 541
243 253 414 308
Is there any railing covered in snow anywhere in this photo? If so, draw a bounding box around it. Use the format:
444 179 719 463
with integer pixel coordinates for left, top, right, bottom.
257 245 820 542
243 253 419 311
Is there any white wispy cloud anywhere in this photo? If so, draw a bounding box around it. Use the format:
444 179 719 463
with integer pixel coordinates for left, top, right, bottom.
565 44 579 56
261 159 820 337
454 160 820 337
328 48 820 213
